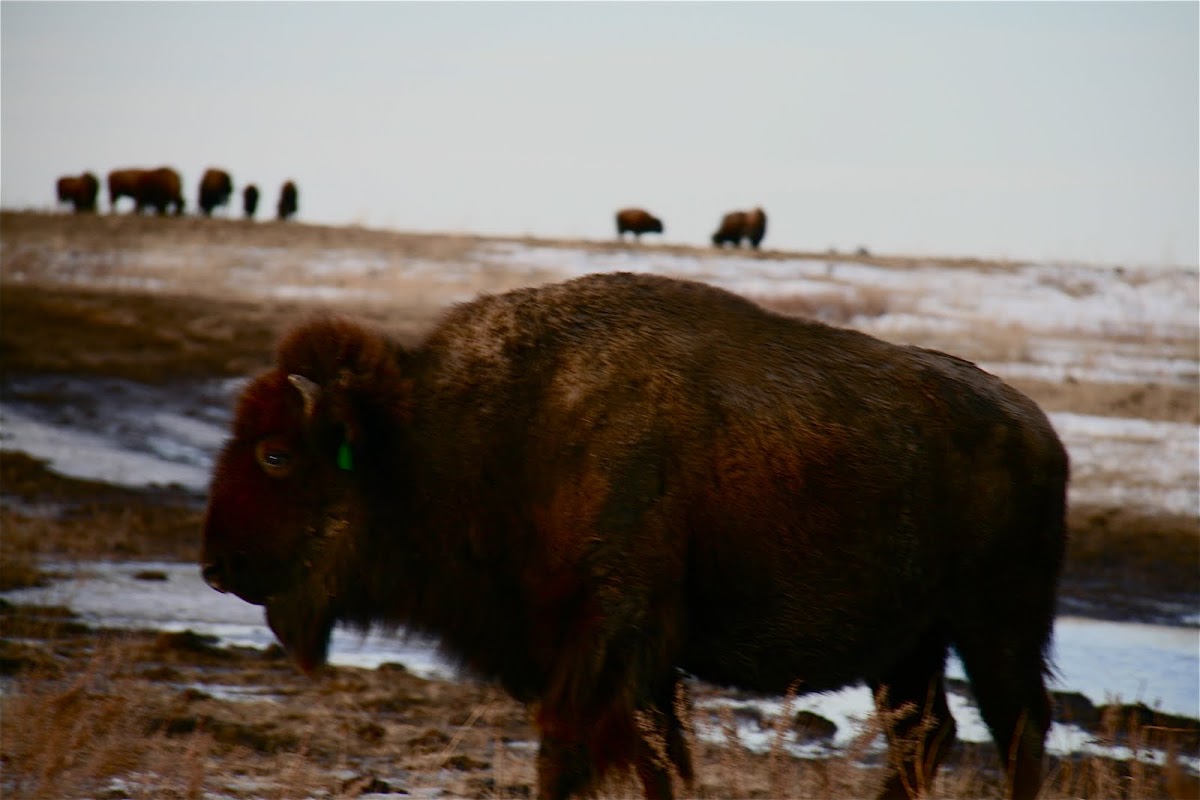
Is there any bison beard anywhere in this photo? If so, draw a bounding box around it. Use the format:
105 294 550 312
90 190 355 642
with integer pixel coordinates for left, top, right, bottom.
201 273 1068 800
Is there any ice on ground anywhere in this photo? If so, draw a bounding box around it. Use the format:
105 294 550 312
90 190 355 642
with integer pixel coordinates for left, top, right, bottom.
0 406 213 492
5 562 1196 721
0 376 237 494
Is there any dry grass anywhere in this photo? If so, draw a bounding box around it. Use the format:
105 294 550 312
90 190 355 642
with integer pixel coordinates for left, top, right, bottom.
2 594 1198 800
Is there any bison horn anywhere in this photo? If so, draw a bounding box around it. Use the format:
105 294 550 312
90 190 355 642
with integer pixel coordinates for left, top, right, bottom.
287 374 321 418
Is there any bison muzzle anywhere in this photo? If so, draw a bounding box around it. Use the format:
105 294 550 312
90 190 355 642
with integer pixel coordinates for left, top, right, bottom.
202 272 1067 800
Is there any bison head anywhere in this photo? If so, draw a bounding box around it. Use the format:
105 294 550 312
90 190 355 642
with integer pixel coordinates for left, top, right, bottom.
201 319 411 672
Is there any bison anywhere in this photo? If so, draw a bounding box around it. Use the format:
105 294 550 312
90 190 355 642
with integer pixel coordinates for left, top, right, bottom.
136 167 184 215
111 167 184 215
198 168 234 216
711 210 747 247
744 207 767 249
615 208 663 240
201 272 1067 800
107 168 144 212
243 184 260 219
277 180 298 220
56 172 100 213
712 207 768 249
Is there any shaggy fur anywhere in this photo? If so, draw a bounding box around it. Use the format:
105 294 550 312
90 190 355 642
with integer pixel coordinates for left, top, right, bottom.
203 273 1068 800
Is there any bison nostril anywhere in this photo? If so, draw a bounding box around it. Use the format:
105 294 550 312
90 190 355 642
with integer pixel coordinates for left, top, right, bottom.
201 562 228 593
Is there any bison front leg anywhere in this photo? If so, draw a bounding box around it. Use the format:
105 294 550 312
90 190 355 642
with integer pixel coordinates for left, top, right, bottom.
632 699 694 800
872 679 956 800
632 674 694 798
536 729 595 800
870 630 957 799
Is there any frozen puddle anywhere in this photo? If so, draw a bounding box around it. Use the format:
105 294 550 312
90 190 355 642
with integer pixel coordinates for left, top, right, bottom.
4 561 1196 742
3 560 451 680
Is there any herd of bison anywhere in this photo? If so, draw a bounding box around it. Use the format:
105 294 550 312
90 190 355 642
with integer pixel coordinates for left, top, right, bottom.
54 167 298 221
56 167 766 248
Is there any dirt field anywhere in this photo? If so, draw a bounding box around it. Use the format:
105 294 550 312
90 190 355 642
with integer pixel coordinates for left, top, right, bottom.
2 211 1197 799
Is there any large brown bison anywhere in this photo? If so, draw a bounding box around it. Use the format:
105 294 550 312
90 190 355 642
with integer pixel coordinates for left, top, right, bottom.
277 180 298 221
201 272 1067 800
243 184 260 219
55 172 100 212
615 207 663 240
198 168 234 216
712 207 768 249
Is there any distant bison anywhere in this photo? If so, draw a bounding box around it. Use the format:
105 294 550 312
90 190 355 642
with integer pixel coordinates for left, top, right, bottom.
202 273 1067 800
136 167 184 215
107 168 144 212
615 207 663 240
712 207 767 249
110 167 184 215
56 172 100 213
277 180 298 221
243 184 260 219
744 207 767 248
198 168 234 216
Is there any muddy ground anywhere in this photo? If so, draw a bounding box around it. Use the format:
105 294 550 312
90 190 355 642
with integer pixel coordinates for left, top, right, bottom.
1 211 1197 799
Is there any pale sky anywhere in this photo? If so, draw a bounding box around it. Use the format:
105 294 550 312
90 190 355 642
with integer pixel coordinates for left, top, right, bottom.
2 1 1197 267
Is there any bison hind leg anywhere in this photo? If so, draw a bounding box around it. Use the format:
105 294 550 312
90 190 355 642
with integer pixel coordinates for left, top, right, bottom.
870 628 956 800
536 684 692 800
954 626 1053 800
536 710 683 800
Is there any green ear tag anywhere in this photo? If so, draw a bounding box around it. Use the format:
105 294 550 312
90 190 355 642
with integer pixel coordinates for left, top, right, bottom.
337 441 354 472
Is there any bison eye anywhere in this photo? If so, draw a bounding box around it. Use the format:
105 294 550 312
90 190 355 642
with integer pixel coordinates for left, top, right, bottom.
255 439 296 478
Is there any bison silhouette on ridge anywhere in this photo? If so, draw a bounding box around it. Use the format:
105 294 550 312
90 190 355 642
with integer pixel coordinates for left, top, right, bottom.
201 272 1067 800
